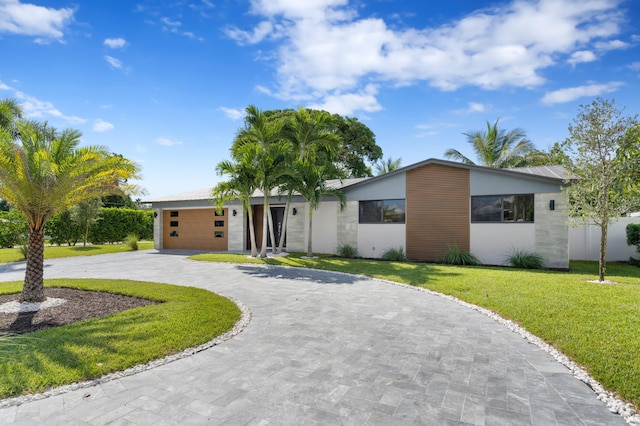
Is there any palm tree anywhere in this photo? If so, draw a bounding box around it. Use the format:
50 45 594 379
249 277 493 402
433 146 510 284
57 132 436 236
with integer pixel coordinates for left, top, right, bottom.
0 98 23 137
0 120 141 302
232 105 290 258
292 161 346 257
444 119 547 168
214 149 260 257
374 156 402 175
275 108 341 253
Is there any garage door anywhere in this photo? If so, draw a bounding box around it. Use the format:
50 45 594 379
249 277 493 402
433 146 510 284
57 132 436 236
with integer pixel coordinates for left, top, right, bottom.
163 208 228 250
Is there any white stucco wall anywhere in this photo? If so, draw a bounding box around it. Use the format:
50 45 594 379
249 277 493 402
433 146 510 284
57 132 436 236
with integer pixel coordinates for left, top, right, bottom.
227 205 245 251
357 224 406 259
569 217 640 261
153 208 162 250
470 224 535 266
308 202 339 254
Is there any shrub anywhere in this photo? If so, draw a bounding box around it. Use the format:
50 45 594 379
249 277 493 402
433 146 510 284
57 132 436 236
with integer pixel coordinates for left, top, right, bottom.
336 243 358 258
627 224 640 264
440 245 481 266
0 210 27 248
380 247 407 262
506 248 545 269
125 234 139 251
89 208 153 244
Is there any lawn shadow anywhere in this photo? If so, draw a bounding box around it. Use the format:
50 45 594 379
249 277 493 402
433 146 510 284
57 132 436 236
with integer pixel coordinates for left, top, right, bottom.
235 264 361 285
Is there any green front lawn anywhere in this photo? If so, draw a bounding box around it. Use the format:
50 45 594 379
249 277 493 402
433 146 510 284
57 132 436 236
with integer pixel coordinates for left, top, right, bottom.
191 252 640 410
0 241 155 264
0 278 240 399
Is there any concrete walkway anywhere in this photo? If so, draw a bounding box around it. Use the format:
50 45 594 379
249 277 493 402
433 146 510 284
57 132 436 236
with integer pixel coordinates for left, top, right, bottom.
0 251 625 425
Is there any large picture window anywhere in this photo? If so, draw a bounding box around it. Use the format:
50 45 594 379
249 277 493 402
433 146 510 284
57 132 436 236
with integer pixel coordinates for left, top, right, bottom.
359 199 405 224
471 194 534 223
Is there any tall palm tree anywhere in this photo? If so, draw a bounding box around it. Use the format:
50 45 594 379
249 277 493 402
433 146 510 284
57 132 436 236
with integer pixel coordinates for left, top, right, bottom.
232 105 290 258
0 120 141 302
444 119 547 168
374 156 402 175
275 108 341 253
292 161 346 257
214 148 260 257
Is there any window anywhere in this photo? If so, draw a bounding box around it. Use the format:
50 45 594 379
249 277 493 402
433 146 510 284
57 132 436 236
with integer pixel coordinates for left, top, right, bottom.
170 231 179 237
170 211 179 217
214 231 224 238
170 221 179 227
471 194 534 223
215 210 225 217
359 199 405 224
214 220 224 227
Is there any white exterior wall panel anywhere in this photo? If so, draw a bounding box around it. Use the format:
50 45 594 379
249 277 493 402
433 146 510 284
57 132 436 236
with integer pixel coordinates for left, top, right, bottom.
358 224 406 259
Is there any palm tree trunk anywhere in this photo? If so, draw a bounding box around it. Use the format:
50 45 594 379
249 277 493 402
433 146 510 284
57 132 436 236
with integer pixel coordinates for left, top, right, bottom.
267 206 277 255
276 192 292 254
246 203 258 257
21 224 46 302
307 207 313 257
259 196 269 258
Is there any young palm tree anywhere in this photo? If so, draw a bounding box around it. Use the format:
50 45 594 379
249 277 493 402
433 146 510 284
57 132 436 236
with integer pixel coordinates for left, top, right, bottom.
232 105 290 257
292 160 346 257
213 149 260 257
374 156 402 175
275 108 341 253
0 120 141 302
444 119 547 168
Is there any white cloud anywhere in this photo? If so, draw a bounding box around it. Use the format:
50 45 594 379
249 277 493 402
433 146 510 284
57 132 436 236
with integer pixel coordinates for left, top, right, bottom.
629 62 640 71
219 107 245 120
0 81 11 91
14 91 85 124
0 0 74 42
594 39 629 50
93 119 114 132
541 81 624 104
104 55 123 69
307 84 381 116
161 17 181 27
568 50 597 66
104 37 126 49
156 137 183 146
233 0 626 115
455 102 487 114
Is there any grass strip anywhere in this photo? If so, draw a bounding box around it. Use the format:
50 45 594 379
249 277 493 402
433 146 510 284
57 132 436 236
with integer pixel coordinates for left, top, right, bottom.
0 242 155 264
0 278 240 399
191 252 640 409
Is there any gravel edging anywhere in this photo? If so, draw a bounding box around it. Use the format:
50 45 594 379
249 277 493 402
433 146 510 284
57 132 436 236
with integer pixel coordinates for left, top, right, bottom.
240 262 640 425
0 297 251 409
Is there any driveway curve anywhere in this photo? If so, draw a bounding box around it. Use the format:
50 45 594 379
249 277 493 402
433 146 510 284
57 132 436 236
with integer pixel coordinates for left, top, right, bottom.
0 251 625 425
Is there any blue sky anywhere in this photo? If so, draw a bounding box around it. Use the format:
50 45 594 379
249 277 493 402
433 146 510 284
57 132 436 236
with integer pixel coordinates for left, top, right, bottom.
1 0 639 199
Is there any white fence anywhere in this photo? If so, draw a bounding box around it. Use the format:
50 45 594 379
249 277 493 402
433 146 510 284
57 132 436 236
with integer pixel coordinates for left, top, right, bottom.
569 216 640 261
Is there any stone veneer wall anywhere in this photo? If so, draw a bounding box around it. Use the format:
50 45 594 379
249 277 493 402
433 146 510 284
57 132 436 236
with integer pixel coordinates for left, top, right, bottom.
228 205 245 251
337 201 358 250
535 193 569 269
154 209 162 250
285 203 306 252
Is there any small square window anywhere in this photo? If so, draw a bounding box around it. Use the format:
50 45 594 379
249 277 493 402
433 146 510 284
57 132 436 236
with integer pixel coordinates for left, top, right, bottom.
214 231 224 238
170 221 179 227
214 220 224 227
170 231 179 237
170 211 179 217
215 210 225 217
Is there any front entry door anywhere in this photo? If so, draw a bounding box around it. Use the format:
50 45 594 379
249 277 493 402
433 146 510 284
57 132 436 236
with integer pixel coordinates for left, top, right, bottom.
267 206 286 248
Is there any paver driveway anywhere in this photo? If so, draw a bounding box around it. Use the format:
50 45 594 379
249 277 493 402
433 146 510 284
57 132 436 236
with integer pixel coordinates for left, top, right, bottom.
0 251 626 425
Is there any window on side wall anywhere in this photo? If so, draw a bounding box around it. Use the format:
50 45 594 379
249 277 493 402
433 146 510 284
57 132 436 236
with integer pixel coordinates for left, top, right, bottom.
471 194 534 223
359 199 405 224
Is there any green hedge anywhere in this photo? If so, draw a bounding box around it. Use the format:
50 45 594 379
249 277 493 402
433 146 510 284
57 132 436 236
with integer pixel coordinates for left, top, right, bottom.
47 208 153 245
0 210 27 248
627 223 640 261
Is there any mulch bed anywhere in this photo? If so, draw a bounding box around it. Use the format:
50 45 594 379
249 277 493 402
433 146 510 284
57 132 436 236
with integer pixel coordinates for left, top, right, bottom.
0 288 159 334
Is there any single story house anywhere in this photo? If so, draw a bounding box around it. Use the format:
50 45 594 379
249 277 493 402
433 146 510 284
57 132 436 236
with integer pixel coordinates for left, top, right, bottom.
146 158 569 269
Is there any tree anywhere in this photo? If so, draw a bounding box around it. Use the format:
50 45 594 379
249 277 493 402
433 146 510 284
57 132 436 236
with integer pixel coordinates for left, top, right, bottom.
0 119 142 302
0 198 11 211
0 98 22 137
564 98 639 281
214 149 260 257
71 197 102 246
331 114 382 177
232 105 291 258
444 119 547 168
292 161 346 257
374 156 402 175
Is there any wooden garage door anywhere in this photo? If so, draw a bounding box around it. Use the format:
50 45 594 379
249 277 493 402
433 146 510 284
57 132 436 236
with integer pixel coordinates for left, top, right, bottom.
163 208 228 250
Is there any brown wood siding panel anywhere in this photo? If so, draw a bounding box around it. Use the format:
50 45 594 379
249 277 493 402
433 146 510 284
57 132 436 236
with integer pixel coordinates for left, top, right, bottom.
252 205 264 249
406 165 470 261
163 208 228 250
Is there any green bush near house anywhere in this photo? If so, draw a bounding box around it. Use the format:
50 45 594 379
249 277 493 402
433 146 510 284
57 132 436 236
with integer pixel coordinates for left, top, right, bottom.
506 248 545 269
336 243 358 258
627 223 640 264
439 245 481 266
380 247 407 262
